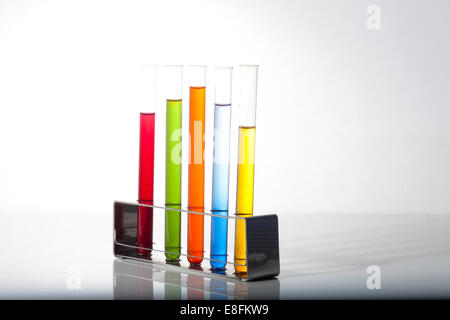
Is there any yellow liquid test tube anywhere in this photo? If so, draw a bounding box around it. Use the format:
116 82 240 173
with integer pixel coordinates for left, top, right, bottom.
234 126 256 273
234 65 259 274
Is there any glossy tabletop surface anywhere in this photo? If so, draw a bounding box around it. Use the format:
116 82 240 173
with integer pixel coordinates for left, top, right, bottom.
1 212 449 299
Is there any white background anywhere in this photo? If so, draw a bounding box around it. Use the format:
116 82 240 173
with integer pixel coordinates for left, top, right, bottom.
1 0 450 216
1 0 450 299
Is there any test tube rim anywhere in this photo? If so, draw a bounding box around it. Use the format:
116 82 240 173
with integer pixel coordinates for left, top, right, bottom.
214 65 234 70
139 63 158 67
163 64 184 68
187 64 208 68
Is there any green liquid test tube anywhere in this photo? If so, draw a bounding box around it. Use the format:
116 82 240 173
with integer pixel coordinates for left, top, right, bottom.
164 65 183 261
165 99 182 259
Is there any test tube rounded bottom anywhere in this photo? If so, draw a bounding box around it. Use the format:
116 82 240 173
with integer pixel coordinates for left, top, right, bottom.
210 213 228 269
187 211 204 265
165 205 181 260
137 203 153 256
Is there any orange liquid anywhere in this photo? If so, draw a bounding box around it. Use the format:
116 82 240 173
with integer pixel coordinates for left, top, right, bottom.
187 86 205 264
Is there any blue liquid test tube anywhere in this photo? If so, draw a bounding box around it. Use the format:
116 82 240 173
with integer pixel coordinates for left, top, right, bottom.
210 66 233 269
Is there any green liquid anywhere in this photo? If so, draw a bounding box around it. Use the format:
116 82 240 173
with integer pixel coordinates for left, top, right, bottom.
165 99 182 260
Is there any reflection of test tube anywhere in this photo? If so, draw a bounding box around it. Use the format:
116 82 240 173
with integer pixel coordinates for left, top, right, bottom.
165 261 182 300
210 67 233 269
187 65 206 265
234 65 258 273
210 269 228 300
137 64 156 256
164 66 183 261
187 265 205 300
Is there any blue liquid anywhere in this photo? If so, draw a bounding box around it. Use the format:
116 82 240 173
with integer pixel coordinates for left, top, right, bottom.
210 103 231 269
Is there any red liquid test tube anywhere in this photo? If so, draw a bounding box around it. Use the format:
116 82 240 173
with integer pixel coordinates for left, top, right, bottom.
137 112 155 255
137 65 157 256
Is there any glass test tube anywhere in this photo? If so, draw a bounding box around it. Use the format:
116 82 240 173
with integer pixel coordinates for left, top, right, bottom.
210 67 233 269
137 64 156 256
187 65 207 264
164 65 183 260
234 65 258 273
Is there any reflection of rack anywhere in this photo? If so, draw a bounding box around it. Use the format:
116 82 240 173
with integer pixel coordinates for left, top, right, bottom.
113 258 280 300
113 201 280 281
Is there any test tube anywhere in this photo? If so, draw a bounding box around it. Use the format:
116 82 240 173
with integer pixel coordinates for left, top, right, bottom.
163 65 183 261
137 64 156 256
234 65 258 273
187 65 207 265
210 66 233 269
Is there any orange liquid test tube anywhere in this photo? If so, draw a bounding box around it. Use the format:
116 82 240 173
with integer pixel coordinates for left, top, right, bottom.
187 66 207 265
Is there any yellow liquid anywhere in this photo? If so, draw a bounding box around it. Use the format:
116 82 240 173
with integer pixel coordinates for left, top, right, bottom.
234 126 256 273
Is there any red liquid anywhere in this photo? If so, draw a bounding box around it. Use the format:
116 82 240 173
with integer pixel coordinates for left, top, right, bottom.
137 112 155 255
